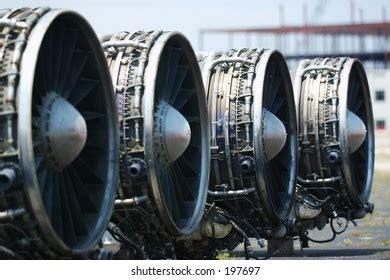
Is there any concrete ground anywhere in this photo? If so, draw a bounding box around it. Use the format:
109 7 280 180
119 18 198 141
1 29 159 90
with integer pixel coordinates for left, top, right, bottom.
229 149 390 260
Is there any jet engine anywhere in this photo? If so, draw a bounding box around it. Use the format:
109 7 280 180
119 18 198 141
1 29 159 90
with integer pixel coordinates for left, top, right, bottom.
293 57 374 246
0 7 119 259
175 48 298 259
101 31 209 259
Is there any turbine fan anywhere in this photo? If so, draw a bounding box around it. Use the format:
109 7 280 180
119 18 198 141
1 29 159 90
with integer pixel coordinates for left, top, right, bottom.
261 52 297 221
295 57 374 212
102 31 209 241
0 8 118 258
153 38 207 232
200 48 297 229
342 59 374 205
174 49 297 259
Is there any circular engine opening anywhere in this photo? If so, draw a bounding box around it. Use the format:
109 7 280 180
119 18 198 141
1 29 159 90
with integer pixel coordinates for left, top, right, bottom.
26 12 118 251
344 61 374 204
259 51 297 222
149 34 208 235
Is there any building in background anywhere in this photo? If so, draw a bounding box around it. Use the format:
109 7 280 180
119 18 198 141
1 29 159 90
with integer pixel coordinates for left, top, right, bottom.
367 70 390 130
366 69 390 147
200 13 390 147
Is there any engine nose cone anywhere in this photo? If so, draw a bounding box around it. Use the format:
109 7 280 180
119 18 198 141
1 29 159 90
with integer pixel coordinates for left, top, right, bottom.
263 109 287 161
157 103 191 163
41 93 87 170
347 110 367 153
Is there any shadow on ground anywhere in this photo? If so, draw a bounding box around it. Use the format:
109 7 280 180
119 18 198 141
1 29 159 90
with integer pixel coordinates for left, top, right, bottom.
231 248 390 260
229 150 390 260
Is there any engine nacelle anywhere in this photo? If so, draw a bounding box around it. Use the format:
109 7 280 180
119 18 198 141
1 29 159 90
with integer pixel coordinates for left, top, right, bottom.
293 57 375 245
176 48 298 259
101 31 210 259
0 7 119 259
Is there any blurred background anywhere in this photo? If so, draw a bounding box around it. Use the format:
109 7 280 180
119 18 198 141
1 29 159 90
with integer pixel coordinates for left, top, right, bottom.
3 0 390 257
5 0 390 142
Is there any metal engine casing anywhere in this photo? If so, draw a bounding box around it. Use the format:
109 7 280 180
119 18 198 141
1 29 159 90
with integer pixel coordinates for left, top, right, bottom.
293 57 375 242
176 48 298 259
0 7 119 259
102 31 210 259
201 49 297 225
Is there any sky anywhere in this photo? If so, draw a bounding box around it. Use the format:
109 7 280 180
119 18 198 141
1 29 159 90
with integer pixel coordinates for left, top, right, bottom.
2 0 390 51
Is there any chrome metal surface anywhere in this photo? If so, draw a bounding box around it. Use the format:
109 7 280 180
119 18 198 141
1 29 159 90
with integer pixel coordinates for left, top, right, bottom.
347 110 367 153
208 187 256 197
156 103 191 163
296 203 322 219
101 230 122 255
39 93 87 171
114 195 148 206
263 109 287 161
102 223 122 254
203 220 233 239
0 208 26 220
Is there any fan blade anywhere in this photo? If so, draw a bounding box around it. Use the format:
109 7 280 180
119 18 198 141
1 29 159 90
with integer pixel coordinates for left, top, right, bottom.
35 154 44 170
350 154 364 193
173 88 194 110
51 175 64 238
158 46 171 99
37 52 47 94
188 142 201 151
32 116 41 128
278 192 290 206
348 69 358 105
173 162 196 200
83 142 105 153
52 24 65 90
350 82 360 111
73 156 103 184
63 170 89 236
159 167 174 219
264 62 276 107
271 94 285 113
185 116 200 123
44 30 54 91
82 111 105 121
268 77 281 110
164 47 181 102
276 147 290 171
170 166 189 219
352 95 363 113
267 164 283 208
42 171 54 220
166 171 181 223
67 165 98 213
57 29 79 92
68 78 99 106
37 166 47 194
58 174 77 245
271 160 286 193
170 67 189 105
62 50 90 99
178 153 200 177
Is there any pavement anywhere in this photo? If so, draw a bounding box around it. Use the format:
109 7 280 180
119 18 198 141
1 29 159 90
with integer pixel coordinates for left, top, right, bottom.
229 149 390 260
